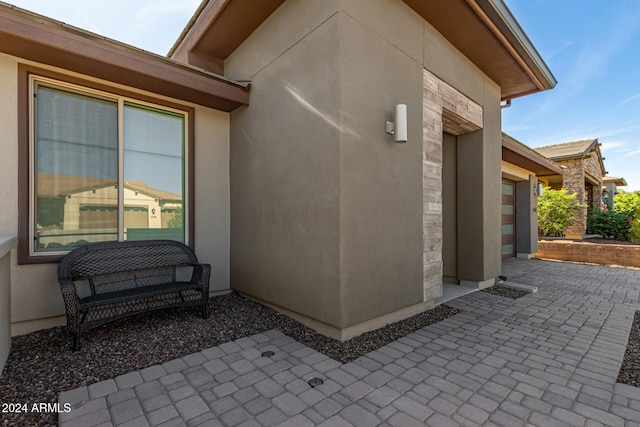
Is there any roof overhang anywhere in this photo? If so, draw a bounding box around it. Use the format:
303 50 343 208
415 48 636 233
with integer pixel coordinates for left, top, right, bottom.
502 134 563 176
0 2 249 111
402 0 556 101
604 176 628 187
534 139 606 176
169 0 556 101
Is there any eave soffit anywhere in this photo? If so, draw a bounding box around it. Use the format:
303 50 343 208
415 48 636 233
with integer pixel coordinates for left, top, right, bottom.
170 0 556 101
502 134 564 176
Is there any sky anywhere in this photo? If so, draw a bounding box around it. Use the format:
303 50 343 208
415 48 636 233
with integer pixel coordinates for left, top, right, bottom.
7 0 640 191
502 0 640 191
7 0 200 56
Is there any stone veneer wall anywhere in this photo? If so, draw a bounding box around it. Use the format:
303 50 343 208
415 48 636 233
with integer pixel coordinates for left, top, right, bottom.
585 154 604 211
421 69 482 302
558 152 604 237
558 158 587 237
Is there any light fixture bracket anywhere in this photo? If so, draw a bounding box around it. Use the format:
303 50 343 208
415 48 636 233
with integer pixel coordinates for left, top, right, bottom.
385 121 395 135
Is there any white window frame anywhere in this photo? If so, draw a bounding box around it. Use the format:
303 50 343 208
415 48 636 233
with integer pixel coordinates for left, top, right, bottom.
29 75 190 257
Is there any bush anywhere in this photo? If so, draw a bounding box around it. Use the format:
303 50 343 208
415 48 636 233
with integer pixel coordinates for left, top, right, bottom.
614 190 640 213
630 207 640 244
537 187 585 237
588 209 632 240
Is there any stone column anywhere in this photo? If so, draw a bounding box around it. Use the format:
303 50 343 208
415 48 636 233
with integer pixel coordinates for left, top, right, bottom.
562 159 587 238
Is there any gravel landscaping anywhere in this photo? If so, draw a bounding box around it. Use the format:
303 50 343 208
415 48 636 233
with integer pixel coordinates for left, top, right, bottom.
618 310 640 388
0 292 459 427
481 284 529 299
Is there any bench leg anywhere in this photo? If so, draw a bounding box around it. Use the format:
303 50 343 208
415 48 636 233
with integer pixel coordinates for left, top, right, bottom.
71 310 90 350
73 332 81 351
201 303 208 319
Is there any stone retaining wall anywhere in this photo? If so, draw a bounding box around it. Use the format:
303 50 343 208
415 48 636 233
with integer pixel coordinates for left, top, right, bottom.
536 240 640 268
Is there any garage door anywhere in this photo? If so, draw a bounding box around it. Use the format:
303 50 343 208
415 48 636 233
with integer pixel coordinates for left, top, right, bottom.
502 179 515 260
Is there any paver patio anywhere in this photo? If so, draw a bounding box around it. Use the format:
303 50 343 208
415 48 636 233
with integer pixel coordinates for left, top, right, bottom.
59 258 640 426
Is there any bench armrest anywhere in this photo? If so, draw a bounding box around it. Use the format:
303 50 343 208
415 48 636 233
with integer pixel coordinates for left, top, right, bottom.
59 278 80 329
190 263 211 292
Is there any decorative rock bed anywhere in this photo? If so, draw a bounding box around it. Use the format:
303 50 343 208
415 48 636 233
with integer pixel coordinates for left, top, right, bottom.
481 284 529 299
618 310 640 388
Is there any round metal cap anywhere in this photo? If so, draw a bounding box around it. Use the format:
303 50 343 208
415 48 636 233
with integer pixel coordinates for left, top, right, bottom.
308 377 324 388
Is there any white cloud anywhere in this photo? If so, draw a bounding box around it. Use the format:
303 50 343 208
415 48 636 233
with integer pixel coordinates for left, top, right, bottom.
7 0 201 55
599 140 628 151
134 0 201 20
544 39 574 59
614 91 640 109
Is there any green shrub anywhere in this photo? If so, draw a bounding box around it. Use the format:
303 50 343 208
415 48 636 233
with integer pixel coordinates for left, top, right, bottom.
614 190 640 213
587 209 631 240
537 187 586 237
630 207 640 244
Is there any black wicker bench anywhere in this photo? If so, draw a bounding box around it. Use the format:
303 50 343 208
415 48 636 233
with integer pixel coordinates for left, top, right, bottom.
58 240 211 350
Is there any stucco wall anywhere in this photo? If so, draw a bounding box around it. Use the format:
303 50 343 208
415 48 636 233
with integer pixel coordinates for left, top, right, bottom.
193 107 231 294
229 12 343 328
0 55 18 236
0 53 231 334
0 54 58 334
337 11 425 327
0 237 17 374
226 0 502 334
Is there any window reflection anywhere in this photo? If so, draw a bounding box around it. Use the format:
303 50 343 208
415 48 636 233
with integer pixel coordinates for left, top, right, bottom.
123 103 185 242
34 82 186 252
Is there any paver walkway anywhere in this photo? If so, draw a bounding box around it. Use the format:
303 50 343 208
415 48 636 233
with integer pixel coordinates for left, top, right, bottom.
59 259 640 426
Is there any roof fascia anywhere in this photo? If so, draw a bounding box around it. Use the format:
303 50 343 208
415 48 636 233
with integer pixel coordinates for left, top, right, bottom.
169 0 227 60
604 177 627 186
0 3 249 111
592 143 606 176
170 0 555 101
467 0 557 96
502 134 563 175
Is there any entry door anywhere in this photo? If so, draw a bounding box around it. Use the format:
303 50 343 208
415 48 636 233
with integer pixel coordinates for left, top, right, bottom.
501 179 515 260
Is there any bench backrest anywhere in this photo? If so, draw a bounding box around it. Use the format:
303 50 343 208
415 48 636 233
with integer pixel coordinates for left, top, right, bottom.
58 240 200 294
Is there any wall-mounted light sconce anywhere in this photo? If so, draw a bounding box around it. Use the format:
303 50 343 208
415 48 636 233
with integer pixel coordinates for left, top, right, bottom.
385 104 407 143
535 183 544 196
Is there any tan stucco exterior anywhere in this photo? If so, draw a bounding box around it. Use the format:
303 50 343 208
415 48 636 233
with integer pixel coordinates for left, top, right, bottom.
0 237 16 373
0 53 232 334
0 0 555 342
225 0 502 339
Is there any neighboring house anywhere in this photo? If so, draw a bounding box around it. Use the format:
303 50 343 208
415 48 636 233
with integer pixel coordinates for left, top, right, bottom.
603 176 628 209
36 174 184 249
534 139 606 238
0 0 555 347
501 134 563 260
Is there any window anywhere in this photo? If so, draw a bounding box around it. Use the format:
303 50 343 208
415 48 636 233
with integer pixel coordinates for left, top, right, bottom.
29 76 189 257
